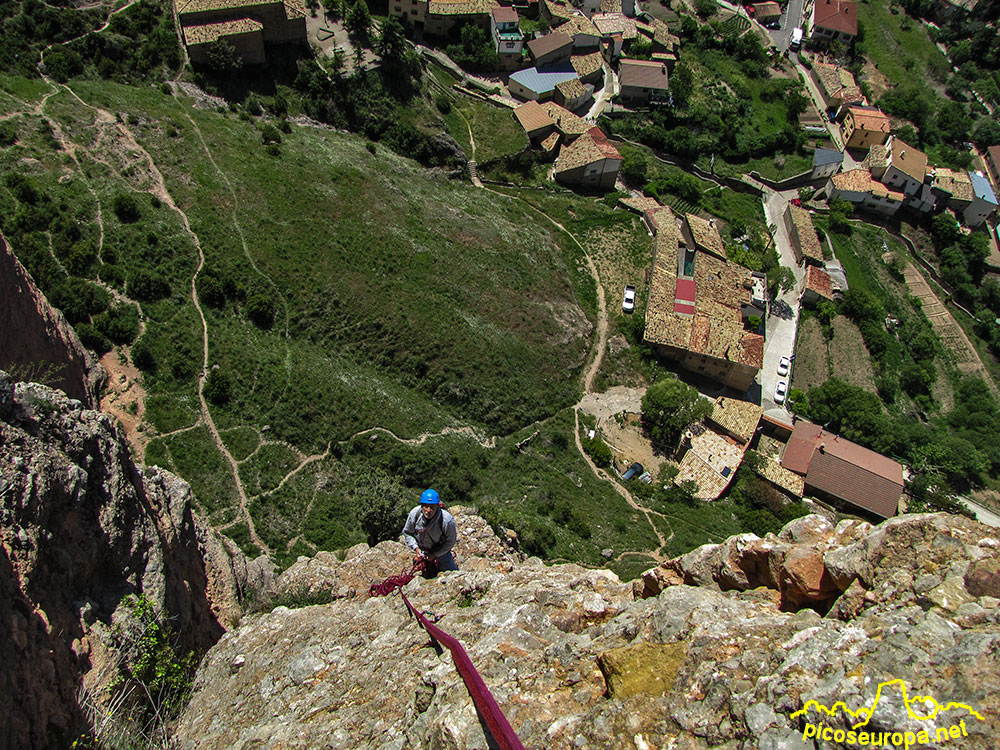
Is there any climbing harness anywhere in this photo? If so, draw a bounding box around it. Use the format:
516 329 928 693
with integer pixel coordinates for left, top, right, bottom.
369 560 526 750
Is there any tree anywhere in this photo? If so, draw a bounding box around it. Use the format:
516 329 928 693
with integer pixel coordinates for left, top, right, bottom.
357 470 410 546
641 377 713 446
768 266 795 298
205 39 243 75
113 192 142 223
671 62 694 106
203 368 232 404
245 293 275 328
345 0 371 45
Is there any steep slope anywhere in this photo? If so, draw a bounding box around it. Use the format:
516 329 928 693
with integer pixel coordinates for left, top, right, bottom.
0 372 272 748
176 511 1000 748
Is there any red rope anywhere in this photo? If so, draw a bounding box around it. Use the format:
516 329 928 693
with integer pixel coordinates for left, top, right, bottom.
369 562 525 750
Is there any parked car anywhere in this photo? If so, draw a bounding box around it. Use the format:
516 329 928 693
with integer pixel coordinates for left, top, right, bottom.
775 380 788 404
777 356 790 376
622 285 636 313
621 462 644 480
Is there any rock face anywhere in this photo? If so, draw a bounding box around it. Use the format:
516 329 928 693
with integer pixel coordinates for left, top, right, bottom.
176 512 1000 749
0 372 270 749
0 235 105 407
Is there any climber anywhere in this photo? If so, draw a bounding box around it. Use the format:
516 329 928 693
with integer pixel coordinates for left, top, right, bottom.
402 488 458 576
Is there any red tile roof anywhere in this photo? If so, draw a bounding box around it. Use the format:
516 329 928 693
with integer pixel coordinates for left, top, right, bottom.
804 265 833 300
814 0 857 36
587 126 622 160
781 421 902 519
492 6 518 22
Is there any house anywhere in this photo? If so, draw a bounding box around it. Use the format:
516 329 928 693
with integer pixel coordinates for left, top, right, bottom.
840 106 890 151
867 138 935 213
648 18 679 54
592 12 638 58
176 0 307 64
827 169 904 216
643 207 765 392
554 14 603 51
780 420 903 519
811 148 843 180
967 171 999 228
508 64 579 101
784 204 824 266
389 0 497 38
708 396 763 444
682 213 726 260
800 265 834 306
571 0 602 17
675 422 747 500
752 2 781 24
540 0 578 24
553 126 622 189
571 51 604 84
491 7 524 72
932 167 974 212
810 62 865 111
539 100 592 139
527 31 574 66
811 0 858 44
512 100 556 144
985 145 1000 192
554 77 592 111
617 59 669 106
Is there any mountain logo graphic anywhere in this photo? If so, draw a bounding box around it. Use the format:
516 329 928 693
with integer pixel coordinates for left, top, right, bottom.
791 679 986 748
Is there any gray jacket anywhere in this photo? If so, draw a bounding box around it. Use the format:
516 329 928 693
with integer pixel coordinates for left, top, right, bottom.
402 506 456 559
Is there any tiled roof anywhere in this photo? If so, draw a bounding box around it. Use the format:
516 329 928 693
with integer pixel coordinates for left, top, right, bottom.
987 146 1000 177
846 106 890 134
592 12 638 38
787 205 823 263
492 6 518 22
709 397 762 444
555 14 601 39
554 127 621 173
571 51 604 78
865 143 889 171
177 0 282 14
600 0 621 11
644 225 764 370
813 62 859 99
752 1 781 18
619 59 669 90
619 195 661 214
527 31 574 58
888 138 928 184
555 77 588 101
428 0 497 14
933 168 974 203
813 0 857 36
676 426 747 500
183 16 262 44
541 0 577 21
649 18 678 49
513 100 555 134
831 168 875 193
685 213 725 259
540 131 561 152
803 265 834 300
757 455 805 497
538 100 591 136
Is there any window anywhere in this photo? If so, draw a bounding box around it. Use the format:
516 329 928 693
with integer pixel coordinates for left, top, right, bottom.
506 42 515 48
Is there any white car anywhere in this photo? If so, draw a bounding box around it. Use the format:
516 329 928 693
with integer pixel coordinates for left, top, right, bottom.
777 356 790 377
775 380 788 405
622 285 636 313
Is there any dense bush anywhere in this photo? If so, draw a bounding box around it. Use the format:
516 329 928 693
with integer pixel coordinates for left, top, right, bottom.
203 368 232 405
127 268 170 300
114 193 142 223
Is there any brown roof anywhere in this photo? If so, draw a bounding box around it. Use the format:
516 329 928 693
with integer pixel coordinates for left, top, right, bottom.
781 421 902 518
492 6 518 22
709 397 763 444
812 62 864 104
555 14 600 39
831 168 876 193
644 228 765 370
183 16 262 44
813 0 857 36
538 101 591 137
987 146 1000 178
592 12 638 39
888 137 928 185
685 213 725 259
787 205 823 263
513 100 555 134
649 18 678 49
803 265 834 301
933 168 974 203
554 127 621 173
676 427 747 500
752 1 781 18
540 131 561 152
758 456 806 497
555 77 588 101
619 195 662 214
527 31 573 59
571 52 604 78
846 106 890 134
619 59 669 91
428 0 497 14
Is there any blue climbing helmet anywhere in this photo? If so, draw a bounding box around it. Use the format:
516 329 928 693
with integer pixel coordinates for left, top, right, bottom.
419 488 441 505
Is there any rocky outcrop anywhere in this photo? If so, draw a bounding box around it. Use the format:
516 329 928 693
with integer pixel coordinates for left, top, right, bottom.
175 511 1000 749
0 372 271 749
0 235 105 408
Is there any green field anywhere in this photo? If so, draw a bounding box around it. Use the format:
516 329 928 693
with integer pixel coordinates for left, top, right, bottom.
856 2 951 90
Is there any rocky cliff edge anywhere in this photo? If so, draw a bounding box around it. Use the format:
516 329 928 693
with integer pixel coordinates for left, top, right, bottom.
176 509 1000 749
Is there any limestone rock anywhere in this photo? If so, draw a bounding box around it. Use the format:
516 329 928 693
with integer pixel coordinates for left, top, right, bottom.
597 642 687 698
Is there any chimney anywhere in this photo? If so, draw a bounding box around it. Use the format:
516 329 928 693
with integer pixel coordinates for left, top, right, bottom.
818 443 826 453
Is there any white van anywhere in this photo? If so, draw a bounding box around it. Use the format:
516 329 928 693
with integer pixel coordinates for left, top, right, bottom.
790 27 803 50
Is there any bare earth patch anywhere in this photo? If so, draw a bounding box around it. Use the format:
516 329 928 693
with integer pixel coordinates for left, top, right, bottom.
577 386 666 476
99 347 147 456
791 316 828 393
829 315 877 393
861 59 892 102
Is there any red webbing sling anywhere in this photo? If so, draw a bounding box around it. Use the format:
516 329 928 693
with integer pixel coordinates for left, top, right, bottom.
369 562 526 750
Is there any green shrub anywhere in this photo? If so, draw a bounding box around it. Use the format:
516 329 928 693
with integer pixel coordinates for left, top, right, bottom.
0 121 17 147
245 293 275 328
113 192 142 223
204 368 232 404
127 268 170 300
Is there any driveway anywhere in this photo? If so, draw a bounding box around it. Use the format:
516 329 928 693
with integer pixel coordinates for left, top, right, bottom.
759 188 806 414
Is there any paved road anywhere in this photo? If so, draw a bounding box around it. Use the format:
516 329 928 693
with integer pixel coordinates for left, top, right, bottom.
958 497 1000 528
767 0 804 52
759 188 806 414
